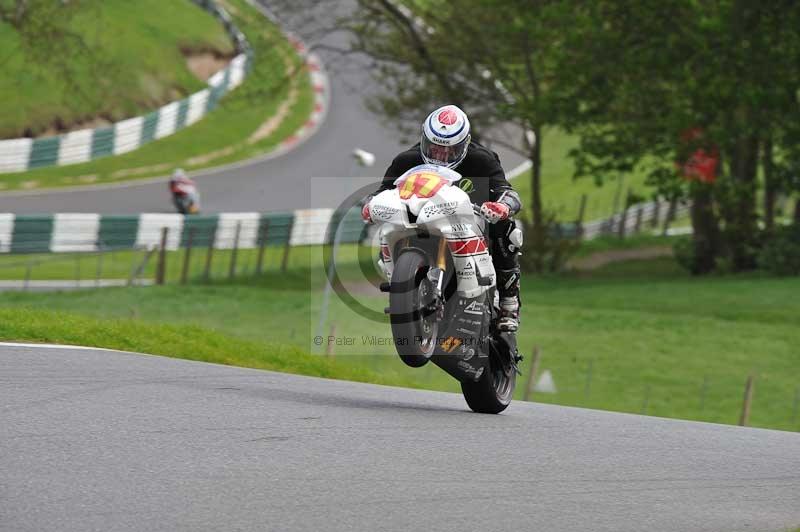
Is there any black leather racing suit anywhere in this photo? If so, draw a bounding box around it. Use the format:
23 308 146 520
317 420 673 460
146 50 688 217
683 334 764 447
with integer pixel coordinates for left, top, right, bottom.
373 141 522 305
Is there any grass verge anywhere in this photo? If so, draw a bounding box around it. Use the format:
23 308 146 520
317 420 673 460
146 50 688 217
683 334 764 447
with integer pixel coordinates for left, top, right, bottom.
0 0 314 191
2 256 798 431
0 306 418 389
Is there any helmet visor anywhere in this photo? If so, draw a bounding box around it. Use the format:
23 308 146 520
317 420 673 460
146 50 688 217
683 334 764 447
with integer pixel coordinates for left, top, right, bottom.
421 135 469 168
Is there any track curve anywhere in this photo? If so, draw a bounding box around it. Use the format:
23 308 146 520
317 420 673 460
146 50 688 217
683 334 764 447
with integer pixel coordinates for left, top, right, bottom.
0 0 524 215
2 343 798 532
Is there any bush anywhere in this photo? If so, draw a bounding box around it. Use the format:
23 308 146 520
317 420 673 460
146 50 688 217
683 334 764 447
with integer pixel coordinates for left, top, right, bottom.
673 237 695 273
674 234 735 275
518 212 581 273
758 224 800 276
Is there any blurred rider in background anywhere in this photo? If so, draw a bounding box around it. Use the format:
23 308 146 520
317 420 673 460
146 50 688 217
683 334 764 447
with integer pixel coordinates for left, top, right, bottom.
169 168 200 214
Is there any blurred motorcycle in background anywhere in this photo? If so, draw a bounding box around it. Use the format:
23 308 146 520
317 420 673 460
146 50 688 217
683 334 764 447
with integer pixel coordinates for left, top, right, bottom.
169 168 200 214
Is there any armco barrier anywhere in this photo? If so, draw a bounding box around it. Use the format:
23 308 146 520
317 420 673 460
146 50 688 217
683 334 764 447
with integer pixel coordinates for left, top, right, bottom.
0 209 366 255
0 199 690 255
0 0 252 174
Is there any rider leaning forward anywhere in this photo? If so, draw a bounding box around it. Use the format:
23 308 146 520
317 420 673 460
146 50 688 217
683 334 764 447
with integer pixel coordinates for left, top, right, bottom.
362 105 523 332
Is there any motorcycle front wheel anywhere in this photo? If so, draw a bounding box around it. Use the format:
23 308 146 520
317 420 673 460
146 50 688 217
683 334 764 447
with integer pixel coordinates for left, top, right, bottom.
461 338 516 414
389 250 438 368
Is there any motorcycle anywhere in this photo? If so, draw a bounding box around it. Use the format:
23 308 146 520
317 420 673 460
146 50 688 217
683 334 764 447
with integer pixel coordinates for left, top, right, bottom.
170 179 200 215
368 164 521 414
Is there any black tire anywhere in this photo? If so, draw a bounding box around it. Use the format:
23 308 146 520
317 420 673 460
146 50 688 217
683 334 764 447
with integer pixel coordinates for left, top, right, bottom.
460 341 516 414
389 250 438 368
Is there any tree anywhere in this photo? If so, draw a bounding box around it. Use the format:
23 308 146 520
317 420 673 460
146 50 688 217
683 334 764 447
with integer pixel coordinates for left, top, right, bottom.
554 0 800 273
274 0 800 273
327 0 575 271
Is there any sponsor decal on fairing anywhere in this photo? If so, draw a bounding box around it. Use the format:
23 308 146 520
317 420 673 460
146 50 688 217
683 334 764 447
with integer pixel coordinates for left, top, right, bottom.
422 201 459 217
463 300 484 315
371 205 400 221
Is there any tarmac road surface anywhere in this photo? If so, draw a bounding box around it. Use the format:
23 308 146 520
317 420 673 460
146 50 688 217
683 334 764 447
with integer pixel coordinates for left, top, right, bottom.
2 343 799 532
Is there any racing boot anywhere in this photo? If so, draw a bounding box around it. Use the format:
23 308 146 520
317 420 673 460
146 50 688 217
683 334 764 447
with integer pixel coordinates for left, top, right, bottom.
497 268 521 332
498 297 520 332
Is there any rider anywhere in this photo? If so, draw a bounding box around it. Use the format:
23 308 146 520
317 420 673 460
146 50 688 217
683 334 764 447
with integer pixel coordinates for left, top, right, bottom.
169 168 195 195
168 168 200 214
362 105 522 331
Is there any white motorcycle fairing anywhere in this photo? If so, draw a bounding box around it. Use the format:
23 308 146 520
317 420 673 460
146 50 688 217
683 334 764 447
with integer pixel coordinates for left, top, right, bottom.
370 164 500 382
370 165 496 300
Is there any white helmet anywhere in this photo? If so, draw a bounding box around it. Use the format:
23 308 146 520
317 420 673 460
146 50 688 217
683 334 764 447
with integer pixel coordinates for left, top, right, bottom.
421 105 471 168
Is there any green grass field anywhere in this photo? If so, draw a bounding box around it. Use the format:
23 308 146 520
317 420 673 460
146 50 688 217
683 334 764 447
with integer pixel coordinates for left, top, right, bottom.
2 254 798 431
0 0 234 139
0 243 374 282
0 0 314 190
570 233 681 259
512 128 656 221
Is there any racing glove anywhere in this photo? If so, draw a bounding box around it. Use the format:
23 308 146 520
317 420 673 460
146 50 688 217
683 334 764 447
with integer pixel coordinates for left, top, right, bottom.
480 201 510 224
361 202 372 224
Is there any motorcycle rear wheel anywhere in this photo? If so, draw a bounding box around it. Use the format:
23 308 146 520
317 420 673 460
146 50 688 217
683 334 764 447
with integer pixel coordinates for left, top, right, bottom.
389 250 438 368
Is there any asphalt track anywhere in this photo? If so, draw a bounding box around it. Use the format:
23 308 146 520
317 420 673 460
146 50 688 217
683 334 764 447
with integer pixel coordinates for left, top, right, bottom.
0 0 524 215
2 343 799 532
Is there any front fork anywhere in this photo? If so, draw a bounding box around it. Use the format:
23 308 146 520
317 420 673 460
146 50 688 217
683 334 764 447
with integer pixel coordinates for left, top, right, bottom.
381 235 449 319
423 238 449 320
429 238 448 296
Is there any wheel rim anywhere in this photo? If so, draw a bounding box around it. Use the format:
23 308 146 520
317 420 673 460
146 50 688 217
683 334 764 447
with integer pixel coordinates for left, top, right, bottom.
490 353 514 403
414 272 438 356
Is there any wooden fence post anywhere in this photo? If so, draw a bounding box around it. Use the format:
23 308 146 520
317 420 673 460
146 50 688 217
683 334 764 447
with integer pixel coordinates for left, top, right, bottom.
662 197 678 236
739 375 755 426
155 227 168 285
325 323 337 357
651 199 662 228
203 227 216 282
181 228 195 284
618 189 631 239
255 219 270 276
95 249 104 287
281 218 294 273
576 194 588 239
523 346 541 402
228 221 242 280
127 248 154 286
634 206 644 233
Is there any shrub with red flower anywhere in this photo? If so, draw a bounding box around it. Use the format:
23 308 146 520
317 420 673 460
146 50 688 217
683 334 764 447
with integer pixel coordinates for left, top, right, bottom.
678 128 719 184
